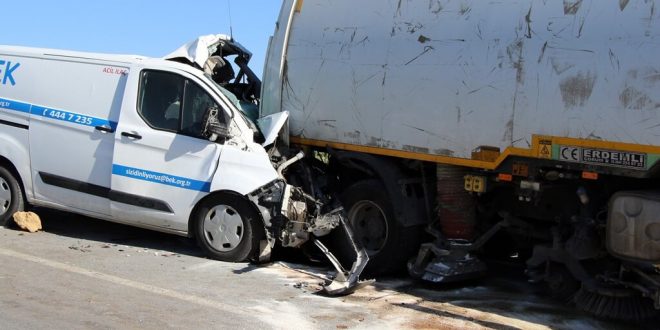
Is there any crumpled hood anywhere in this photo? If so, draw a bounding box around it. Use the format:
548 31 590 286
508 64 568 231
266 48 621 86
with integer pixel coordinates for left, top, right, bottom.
164 34 251 68
257 111 289 147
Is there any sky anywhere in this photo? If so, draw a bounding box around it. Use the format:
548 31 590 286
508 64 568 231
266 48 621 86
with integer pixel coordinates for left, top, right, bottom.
1 0 283 77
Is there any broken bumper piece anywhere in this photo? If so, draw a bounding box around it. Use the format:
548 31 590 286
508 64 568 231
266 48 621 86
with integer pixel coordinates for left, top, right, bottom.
314 215 369 295
408 241 486 283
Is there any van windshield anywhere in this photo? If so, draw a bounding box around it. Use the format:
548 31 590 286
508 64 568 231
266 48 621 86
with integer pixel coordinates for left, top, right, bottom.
205 73 262 137
205 74 258 120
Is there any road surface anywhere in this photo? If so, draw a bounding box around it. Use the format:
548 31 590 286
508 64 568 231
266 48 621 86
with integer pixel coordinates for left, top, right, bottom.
0 209 641 329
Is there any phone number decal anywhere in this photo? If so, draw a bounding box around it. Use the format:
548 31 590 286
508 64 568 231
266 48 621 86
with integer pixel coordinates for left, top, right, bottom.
31 105 115 129
0 96 116 129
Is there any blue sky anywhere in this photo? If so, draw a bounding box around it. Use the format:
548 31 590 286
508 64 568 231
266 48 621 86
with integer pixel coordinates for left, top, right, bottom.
1 0 283 76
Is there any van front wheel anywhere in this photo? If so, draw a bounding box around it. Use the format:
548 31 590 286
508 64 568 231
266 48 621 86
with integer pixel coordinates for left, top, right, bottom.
194 194 262 262
0 165 24 227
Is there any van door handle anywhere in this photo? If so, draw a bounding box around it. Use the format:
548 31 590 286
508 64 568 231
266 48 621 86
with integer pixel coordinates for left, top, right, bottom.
95 125 115 133
121 131 142 140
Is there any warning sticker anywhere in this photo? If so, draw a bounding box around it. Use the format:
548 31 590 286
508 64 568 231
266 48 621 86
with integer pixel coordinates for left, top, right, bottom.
558 146 646 169
538 139 552 159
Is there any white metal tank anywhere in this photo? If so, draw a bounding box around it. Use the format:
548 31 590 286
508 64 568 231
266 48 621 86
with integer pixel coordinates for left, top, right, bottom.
262 0 660 161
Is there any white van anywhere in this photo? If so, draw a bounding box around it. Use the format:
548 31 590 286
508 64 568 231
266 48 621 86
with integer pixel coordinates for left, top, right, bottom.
0 36 365 293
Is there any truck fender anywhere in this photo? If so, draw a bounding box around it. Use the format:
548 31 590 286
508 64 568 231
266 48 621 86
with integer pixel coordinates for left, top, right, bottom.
330 150 428 227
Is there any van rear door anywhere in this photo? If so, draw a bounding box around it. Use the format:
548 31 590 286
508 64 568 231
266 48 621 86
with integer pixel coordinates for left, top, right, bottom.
110 68 222 231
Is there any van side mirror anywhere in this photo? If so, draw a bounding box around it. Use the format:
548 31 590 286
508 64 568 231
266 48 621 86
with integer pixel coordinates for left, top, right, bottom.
201 106 229 142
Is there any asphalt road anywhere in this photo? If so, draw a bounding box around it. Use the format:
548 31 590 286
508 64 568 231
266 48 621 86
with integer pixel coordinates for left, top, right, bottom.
0 209 644 329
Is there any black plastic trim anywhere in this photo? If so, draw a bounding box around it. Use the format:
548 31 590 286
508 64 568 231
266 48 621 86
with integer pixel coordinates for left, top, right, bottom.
107 190 172 213
39 172 173 213
0 119 28 130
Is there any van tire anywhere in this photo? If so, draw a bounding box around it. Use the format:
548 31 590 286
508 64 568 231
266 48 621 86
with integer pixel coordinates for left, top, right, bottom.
0 166 24 227
337 180 420 275
194 194 262 262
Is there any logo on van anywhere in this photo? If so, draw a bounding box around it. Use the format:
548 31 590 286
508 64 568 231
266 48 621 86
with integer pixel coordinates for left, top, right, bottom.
0 59 20 86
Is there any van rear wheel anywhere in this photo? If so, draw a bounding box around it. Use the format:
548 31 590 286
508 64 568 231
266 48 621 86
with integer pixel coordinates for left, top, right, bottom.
194 194 262 262
0 166 24 227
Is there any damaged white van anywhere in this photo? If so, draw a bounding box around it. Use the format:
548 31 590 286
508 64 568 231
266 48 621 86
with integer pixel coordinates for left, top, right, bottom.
0 35 366 294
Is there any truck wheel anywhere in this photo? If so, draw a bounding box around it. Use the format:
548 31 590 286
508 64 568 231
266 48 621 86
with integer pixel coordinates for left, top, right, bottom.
544 263 580 303
340 180 419 275
194 194 262 262
0 166 24 227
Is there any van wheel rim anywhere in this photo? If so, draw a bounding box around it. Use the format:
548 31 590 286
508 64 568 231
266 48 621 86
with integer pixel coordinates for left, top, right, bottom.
203 205 244 252
0 177 11 216
348 200 388 255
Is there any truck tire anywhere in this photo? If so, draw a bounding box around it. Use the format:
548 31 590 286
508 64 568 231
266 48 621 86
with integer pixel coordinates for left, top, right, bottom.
339 180 420 275
0 165 24 227
193 194 262 262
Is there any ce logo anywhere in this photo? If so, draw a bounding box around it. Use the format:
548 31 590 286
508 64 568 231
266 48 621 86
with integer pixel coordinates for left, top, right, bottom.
560 147 580 161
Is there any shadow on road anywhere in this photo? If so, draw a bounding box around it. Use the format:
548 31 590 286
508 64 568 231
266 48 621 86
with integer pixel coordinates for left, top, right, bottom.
26 207 205 258
23 207 316 263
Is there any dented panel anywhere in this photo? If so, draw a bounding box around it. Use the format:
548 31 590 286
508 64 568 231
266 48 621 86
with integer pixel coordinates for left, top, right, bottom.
263 0 660 161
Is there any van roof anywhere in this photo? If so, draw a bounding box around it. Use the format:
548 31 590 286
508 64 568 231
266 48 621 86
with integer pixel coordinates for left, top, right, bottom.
0 45 228 93
0 45 208 74
0 45 149 64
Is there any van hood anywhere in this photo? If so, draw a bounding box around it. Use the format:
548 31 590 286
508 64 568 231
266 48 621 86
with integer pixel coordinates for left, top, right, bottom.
257 111 289 147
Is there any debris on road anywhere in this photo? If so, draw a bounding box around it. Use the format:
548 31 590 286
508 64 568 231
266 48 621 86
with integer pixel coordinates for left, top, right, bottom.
68 245 91 253
12 212 42 233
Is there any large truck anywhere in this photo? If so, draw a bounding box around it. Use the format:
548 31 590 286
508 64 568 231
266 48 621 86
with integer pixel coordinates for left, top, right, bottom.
257 0 660 321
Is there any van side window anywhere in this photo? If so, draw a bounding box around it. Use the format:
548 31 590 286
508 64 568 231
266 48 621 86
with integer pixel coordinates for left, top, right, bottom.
138 70 224 138
138 71 183 132
181 80 221 137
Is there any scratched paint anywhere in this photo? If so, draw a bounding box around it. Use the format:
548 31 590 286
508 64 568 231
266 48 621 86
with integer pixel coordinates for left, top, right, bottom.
620 87 655 110
559 72 597 108
619 68 660 110
261 0 660 159
563 0 583 15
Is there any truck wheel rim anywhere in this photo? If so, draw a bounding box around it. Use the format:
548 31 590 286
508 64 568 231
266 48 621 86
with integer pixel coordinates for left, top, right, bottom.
203 205 244 252
0 177 11 216
348 200 388 254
